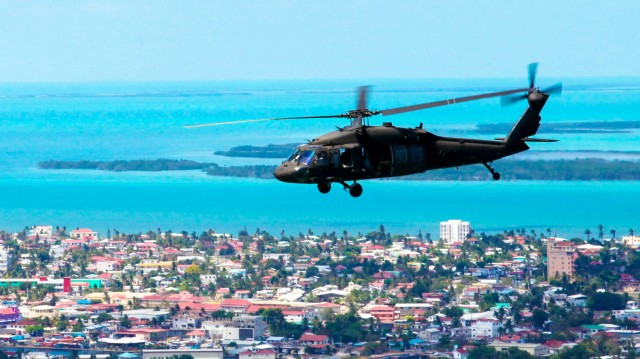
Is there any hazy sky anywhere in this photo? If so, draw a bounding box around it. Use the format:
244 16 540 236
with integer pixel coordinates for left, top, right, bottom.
1 1 639 82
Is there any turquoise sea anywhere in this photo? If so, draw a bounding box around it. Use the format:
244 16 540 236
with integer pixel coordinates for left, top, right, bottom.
1 78 639 237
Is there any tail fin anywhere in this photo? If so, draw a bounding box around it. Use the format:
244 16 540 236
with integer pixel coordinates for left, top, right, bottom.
504 92 549 144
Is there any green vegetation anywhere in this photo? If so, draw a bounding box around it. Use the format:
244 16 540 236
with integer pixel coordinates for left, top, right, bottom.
477 120 640 134
39 159 214 171
39 158 640 180
214 143 298 158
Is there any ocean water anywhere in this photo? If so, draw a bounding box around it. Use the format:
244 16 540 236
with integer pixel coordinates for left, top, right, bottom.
0 78 639 237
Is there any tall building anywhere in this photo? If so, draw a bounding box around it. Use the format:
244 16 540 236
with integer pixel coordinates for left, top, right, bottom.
440 220 471 243
547 238 575 280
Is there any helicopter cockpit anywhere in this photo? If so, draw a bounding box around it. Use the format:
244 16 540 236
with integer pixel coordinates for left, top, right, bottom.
285 145 355 168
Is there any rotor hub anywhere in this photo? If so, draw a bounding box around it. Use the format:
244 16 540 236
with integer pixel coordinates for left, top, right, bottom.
343 109 379 119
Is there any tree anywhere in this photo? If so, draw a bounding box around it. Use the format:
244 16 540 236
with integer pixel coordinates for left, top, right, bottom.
531 309 549 328
25 325 44 336
120 314 131 329
587 292 626 311
468 345 497 359
96 313 114 323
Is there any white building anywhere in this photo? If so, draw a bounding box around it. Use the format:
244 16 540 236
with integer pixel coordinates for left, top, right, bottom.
0 246 15 274
622 235 640 247
469 318 501 339
29 226 53 237
440 220 471 243
202 316 266 341
461 311 502 339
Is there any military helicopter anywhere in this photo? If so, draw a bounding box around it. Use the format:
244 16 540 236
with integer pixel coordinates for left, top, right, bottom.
187 63 561 197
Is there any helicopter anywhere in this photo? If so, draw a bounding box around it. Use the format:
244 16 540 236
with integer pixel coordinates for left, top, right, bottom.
186 63 562 197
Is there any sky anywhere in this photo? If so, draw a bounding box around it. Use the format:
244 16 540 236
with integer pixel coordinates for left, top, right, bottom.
0 0 639 83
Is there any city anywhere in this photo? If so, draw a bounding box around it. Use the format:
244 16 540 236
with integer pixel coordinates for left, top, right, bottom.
0 221 638 358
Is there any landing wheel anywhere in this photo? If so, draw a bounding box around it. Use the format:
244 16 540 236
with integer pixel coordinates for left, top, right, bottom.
317 182 331 194
348 183 363 197
482 161 501 181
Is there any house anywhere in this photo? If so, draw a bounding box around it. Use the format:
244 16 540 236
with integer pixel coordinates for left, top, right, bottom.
171 312 203 330
418 328 443 343
219 299 251 314
299 333 330 345
488 342 550 357
7 319 39 334
566 294 587 307
186 330 207 343
452 348 469 359
234 290 250 299
69 228 98 239
238 349 276 359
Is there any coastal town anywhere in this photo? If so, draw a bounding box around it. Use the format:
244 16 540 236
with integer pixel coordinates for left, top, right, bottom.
0 221 639 359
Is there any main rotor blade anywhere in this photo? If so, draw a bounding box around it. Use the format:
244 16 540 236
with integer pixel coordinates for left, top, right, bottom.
528 62 539 89
501 93 527 107
184 114 344 128
357 86 370 110
541 82 563 96
379 88 529 116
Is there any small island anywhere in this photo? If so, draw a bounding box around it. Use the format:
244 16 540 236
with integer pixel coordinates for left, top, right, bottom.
214 143 299 158
38 158 640 181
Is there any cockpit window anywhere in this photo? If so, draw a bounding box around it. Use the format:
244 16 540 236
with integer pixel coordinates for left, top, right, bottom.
287 150 302 163
299 150 315 166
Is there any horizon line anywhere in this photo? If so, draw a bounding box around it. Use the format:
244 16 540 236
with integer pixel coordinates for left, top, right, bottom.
1 75 639 86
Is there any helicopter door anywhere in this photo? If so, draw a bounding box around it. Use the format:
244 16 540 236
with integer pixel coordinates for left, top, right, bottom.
391 145 410 176
367 145 392 176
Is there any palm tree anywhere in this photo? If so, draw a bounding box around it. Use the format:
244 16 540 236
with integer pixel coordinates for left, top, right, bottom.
585 229 592 241
610 229 616 240
630 229 635 237
598 224 604 240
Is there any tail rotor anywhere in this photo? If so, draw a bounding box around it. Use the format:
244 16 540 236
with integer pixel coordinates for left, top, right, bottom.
501 62 562 106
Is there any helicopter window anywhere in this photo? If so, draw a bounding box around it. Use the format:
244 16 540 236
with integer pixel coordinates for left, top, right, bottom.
339 148 352 167
410 145 423 162
299 150 315 166
314 151 330 166
287 150 302 163
393 146 408 163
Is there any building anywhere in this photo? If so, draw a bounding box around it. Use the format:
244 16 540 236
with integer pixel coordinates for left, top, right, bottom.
29 225 53 237
547 238 575 280
488 343 550 357
622 235 640 247
370 306 395 323
69 228 98 239
238 350 276 359
0 246 15 274
202 315 266 341
440 220 471 243
142 349 223 359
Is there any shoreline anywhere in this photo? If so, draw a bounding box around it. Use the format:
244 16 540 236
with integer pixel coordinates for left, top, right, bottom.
37 157 640 181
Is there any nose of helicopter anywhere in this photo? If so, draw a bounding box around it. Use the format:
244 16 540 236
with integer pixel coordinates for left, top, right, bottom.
274 164 309 183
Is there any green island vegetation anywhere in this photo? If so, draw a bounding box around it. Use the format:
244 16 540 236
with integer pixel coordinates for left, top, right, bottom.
214 143 299 158
38 159 215 172
39 158 640 180
477 120 640 134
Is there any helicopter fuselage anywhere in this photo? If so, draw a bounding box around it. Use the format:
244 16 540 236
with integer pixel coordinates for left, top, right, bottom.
273 123 529 184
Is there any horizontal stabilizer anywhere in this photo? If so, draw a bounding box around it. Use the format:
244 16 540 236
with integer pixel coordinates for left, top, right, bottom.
495 137 558 142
